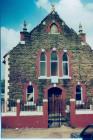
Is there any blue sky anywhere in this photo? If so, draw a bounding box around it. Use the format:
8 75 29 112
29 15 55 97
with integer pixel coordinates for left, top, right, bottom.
1 0 46 29
1 0 93 79
1 0 93 29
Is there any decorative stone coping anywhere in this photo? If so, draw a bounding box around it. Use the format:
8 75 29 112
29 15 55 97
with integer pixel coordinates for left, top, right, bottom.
70 99 75 102
2 112 16 116
20 111 43 116
43 99 48 102
76 109 93 114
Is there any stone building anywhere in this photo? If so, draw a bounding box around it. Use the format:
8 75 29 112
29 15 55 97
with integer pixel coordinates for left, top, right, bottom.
3 7 93 128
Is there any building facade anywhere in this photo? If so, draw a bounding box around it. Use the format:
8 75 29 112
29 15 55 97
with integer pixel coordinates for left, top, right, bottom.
3 8 93 128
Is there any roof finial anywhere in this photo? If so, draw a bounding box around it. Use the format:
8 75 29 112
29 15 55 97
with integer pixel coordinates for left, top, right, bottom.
23 20 27 32
51 4 55 12
79 23 83 34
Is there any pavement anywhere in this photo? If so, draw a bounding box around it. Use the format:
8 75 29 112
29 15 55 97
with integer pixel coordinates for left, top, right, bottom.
2 125 83 138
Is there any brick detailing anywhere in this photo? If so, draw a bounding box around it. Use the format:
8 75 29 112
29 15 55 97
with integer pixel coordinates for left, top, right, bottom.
44 85 66 116
72 82 87 103
70 99 93 128
2 116 48 128
22 81 38 104
46 51 51 77
36 49 72 78
2 100 48 128
46 21 62 33
16 100 20 116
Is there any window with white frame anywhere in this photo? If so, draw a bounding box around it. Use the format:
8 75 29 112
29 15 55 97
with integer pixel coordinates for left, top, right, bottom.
62 52 69 76
76 85 83 101
51 51 58 76
50 23 58 34
26 83 34 103
40 52 46 76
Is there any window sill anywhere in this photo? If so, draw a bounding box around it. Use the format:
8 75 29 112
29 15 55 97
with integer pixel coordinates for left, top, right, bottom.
24 102 36 106
59 76 71 80
38 76 71 80
38 76 47 79
76 101 84 105
48 32 60 35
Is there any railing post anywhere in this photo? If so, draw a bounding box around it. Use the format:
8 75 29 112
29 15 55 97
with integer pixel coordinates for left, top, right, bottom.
43 99 48 115
16 99 20 116
43 99 48 128
70 98 76 127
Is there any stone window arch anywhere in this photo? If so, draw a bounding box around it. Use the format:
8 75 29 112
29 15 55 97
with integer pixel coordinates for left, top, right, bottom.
51 51 58 76
26 82 34 103
62 52 69 76
50 23 59 34
40 52 46 76
76 84 83 102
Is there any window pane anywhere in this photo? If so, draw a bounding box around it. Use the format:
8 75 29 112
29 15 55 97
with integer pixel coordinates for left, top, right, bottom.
50 24 58 34
40 62 45 76
63 63 68 75
63 53 68 61
27 94 33 101
76 93 81 100
51 52 57 61
76 85 82 100
51 62 57 76
40 53 45 61
27 85 33 93
76 85 81 92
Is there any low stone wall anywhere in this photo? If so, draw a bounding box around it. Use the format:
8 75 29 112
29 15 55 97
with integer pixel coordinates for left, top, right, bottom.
2 99 48 128
70 99 93 128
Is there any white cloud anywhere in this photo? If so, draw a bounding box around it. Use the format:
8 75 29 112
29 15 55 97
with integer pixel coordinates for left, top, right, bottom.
1 27 20 60
36 0 51 11
36 0 93 49
1 27 20 79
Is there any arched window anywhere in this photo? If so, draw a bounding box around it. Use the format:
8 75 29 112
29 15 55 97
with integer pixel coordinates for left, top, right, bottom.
50 23 58 34
62 52 69 76
51 51 58 76
76 85 82 101
40 52 46 76
26 83 34 102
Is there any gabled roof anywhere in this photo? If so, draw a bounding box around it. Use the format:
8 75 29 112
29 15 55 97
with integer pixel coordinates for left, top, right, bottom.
3 10 93 61
30 10 78 36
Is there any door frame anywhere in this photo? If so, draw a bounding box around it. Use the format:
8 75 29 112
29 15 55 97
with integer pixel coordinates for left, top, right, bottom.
44 84 66 116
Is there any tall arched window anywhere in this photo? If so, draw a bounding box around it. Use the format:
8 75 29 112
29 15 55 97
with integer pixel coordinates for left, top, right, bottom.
50 23 58 34
62 52 69 76
76 85 82 101
51 51 58 76
40 52 46 76
26 83 34 102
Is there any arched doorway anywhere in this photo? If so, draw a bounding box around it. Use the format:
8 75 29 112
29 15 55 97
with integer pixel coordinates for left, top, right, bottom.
48 87 62 128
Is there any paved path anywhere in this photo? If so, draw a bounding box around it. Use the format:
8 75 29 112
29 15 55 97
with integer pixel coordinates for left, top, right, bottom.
2 125 82 138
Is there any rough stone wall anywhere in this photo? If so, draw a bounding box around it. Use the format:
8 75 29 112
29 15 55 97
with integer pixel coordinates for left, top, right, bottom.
8 12 93 102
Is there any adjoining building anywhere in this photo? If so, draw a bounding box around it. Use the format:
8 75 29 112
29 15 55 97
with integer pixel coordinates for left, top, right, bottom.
2 7 93 128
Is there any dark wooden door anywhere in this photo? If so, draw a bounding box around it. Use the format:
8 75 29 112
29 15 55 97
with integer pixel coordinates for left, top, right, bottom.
48 87 62 128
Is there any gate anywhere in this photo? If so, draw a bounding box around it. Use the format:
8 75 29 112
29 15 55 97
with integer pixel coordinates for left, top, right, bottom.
48 87 63 128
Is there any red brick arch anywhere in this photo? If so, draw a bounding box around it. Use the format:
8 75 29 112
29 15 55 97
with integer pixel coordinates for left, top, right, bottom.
22 81 38 104
46 21 62 33
44 84 66 116
36 49 73 78
72 82 87 103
